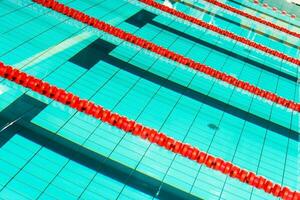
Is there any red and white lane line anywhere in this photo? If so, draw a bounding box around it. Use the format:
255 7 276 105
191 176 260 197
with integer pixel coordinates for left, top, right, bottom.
253 0 297 19
196 0 300 38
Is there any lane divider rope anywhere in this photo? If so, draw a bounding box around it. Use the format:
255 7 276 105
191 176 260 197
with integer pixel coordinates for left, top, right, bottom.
139 0 300 66
0 61 299 200
200 0 300 38
32 0 300 112
253 0 297 19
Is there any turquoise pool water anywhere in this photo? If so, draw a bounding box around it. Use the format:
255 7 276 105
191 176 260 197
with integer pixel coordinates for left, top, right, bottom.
0 0 299 199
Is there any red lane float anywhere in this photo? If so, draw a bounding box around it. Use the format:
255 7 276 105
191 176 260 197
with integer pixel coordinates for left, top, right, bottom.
199 0 300 38
263 3 268 7
32 0 300 112
139 0 300 66
0 61 299 200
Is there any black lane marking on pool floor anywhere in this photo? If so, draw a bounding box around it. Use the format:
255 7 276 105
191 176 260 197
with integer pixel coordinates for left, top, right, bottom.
126 9 157 28
125 10 297 83
69 38 116 69
0 94 201 200
69 38 298 141
169 0 299 50
0 94 47 148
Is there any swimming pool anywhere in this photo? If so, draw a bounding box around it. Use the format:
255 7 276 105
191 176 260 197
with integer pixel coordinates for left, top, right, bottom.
0 0 299 199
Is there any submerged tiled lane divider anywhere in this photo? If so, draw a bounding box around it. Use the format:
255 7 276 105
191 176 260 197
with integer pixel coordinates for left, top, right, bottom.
201 0 300 38
139 0 300 66
32 0 300 112
0 62 299 200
